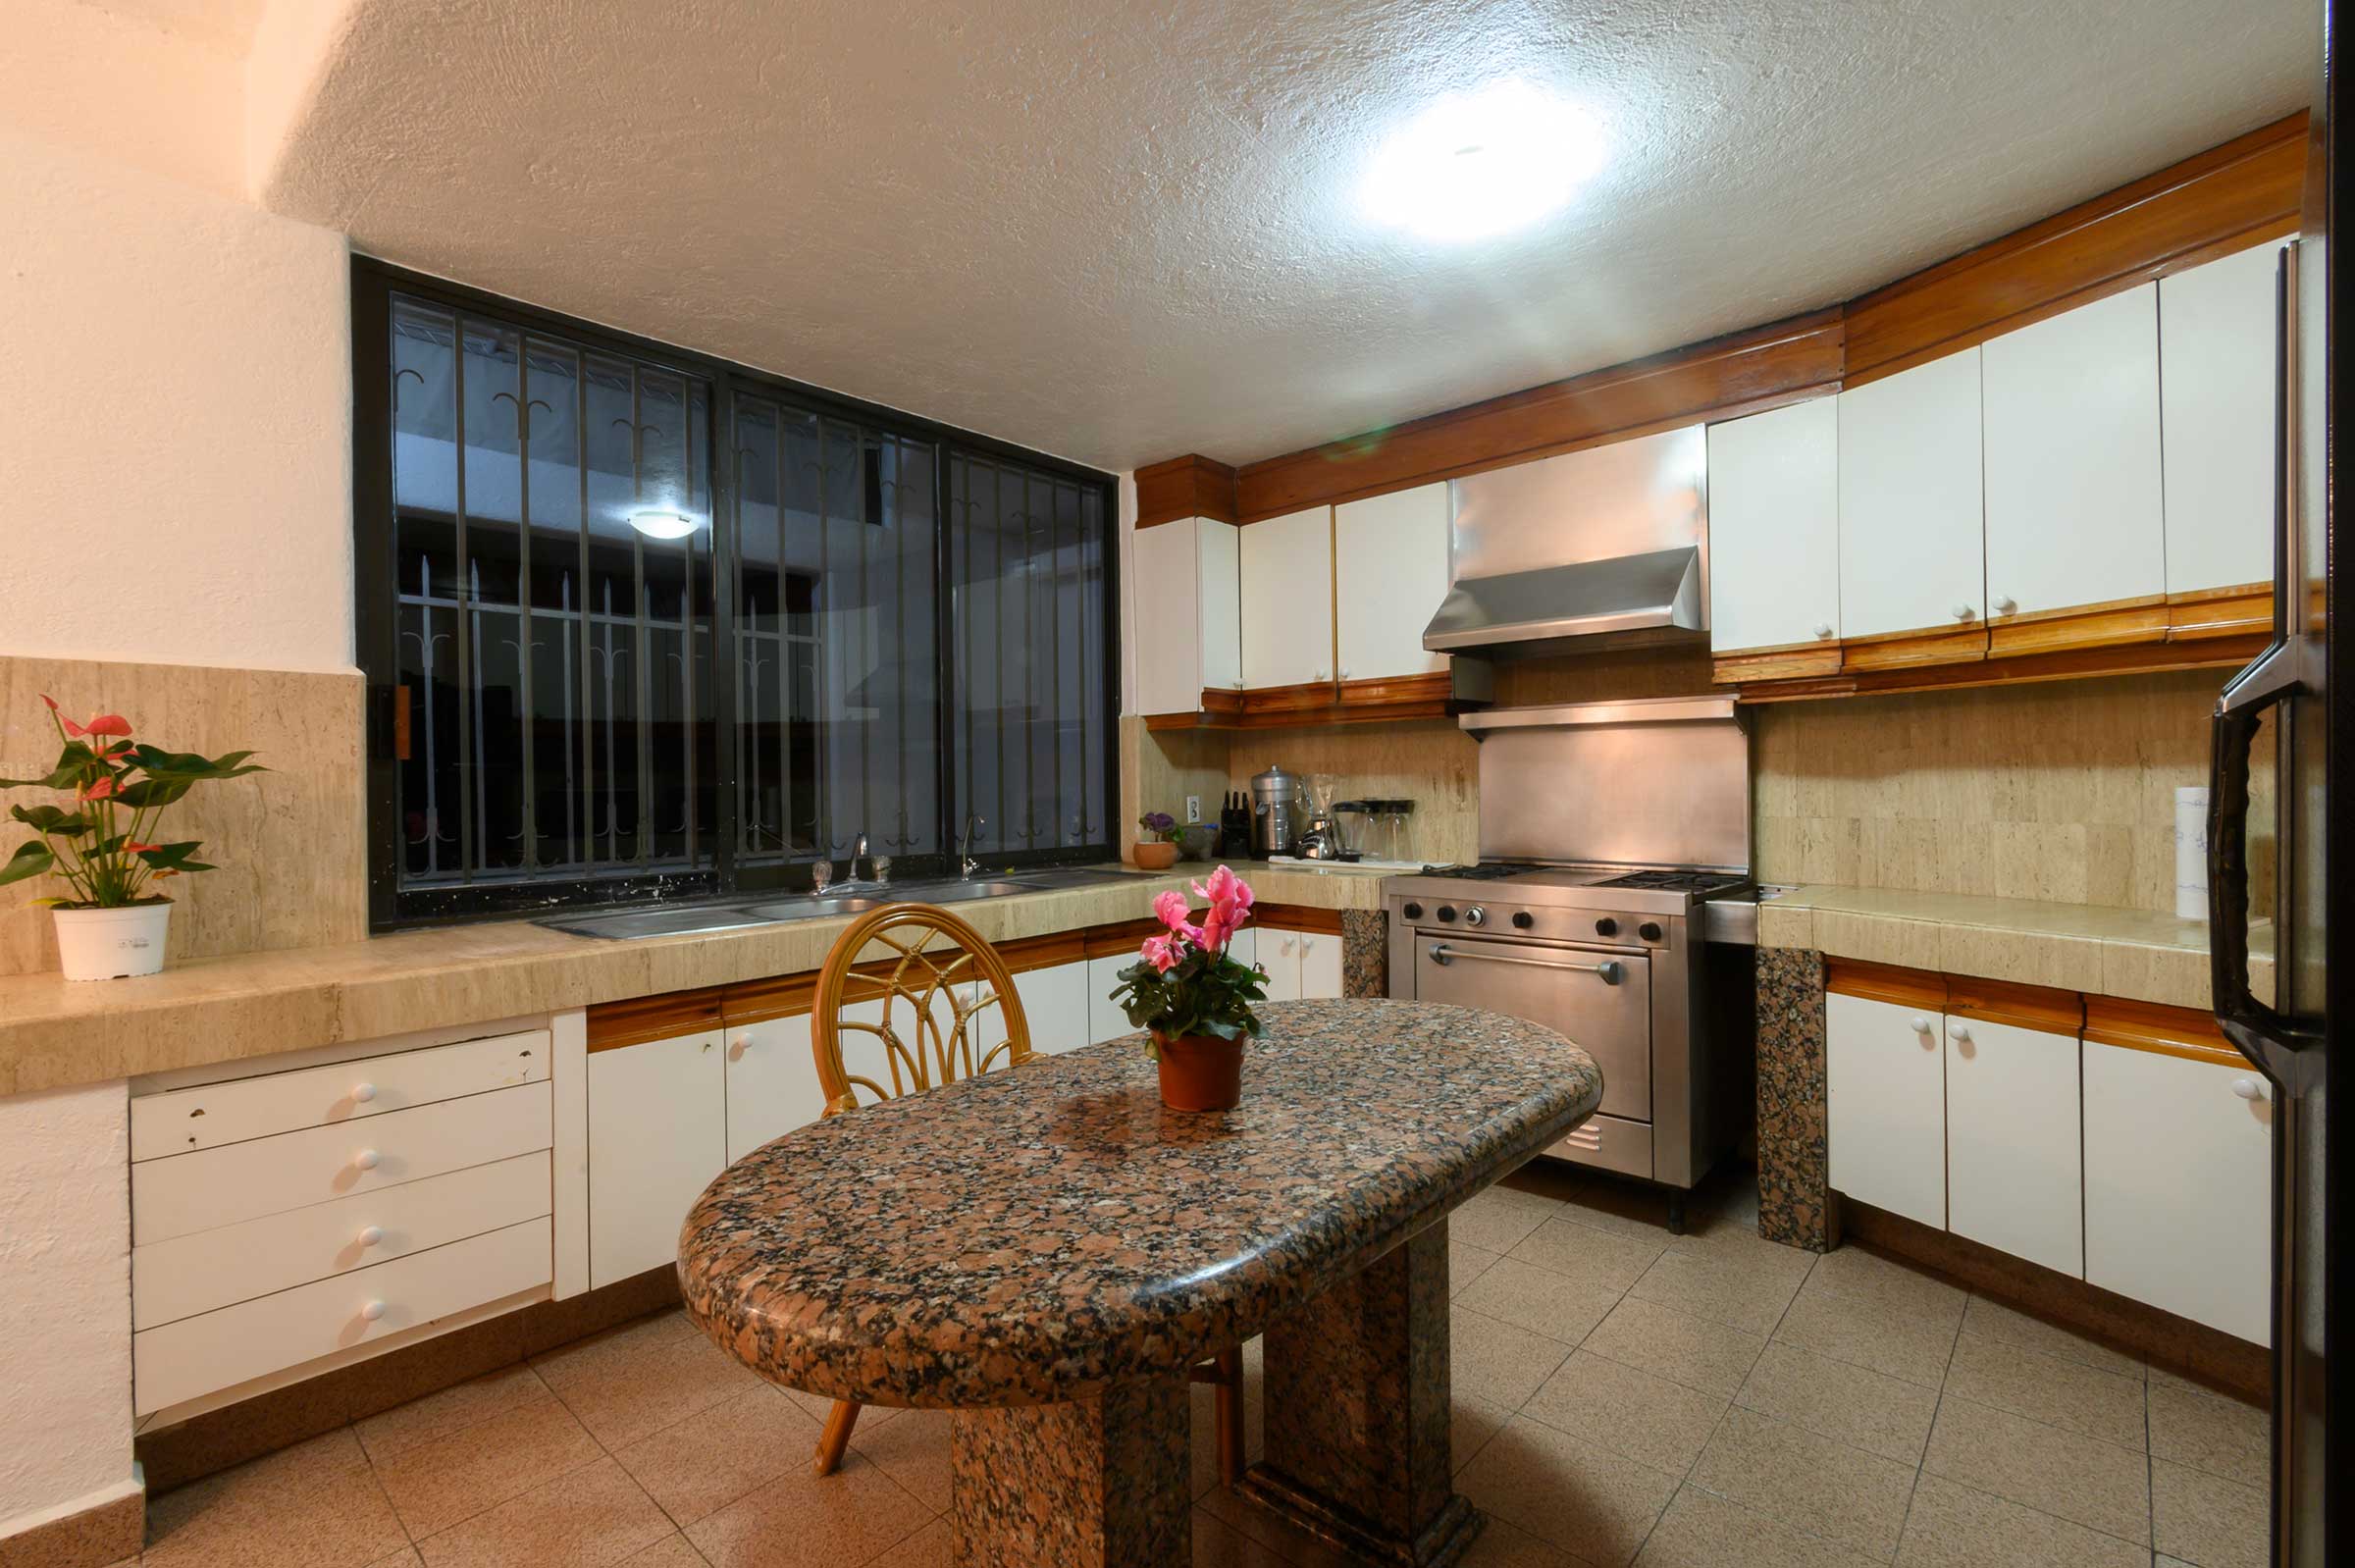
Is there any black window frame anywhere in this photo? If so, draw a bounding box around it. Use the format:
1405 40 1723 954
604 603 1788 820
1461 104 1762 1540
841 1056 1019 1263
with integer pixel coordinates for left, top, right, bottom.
351 257 1122 930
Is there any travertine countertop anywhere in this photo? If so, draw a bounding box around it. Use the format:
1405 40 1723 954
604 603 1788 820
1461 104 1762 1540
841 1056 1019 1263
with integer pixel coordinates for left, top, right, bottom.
678 999 1600 1407
0 862 1397 1097
1756 884 2269 1010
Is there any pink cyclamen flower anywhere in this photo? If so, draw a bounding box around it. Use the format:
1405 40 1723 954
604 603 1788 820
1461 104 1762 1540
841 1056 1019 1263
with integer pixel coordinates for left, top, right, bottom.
1151 889 1203 944
1139 933 1179 973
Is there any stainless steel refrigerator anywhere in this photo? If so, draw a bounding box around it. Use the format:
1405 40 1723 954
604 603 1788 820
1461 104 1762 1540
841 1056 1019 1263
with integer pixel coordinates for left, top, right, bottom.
2207 8 2344 1559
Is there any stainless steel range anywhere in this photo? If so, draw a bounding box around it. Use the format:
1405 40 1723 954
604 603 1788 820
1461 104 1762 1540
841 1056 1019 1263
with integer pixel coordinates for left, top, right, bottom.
1385 697 1755 1230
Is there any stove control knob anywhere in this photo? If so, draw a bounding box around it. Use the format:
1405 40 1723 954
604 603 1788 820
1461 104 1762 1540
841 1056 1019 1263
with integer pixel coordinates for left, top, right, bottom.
1464 906 1488 927
1400 901 1424 921
1639 920 1664 943
1511 912 1535 930
1436 905 1457 922
1594 917 1618 937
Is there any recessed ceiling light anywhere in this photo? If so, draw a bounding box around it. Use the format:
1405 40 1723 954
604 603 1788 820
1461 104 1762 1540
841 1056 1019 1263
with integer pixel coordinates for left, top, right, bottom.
629 509 700 541
1360 81 1606 242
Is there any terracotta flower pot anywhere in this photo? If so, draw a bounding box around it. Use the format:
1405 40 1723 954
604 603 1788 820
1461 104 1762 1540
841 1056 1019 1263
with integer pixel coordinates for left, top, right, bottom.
1154 1031 1244 1111
1132 840 1179 870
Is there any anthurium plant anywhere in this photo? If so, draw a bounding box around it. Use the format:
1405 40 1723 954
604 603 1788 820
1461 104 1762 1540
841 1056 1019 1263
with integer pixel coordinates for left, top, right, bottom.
0 697 265 908
1108 866 1268 1054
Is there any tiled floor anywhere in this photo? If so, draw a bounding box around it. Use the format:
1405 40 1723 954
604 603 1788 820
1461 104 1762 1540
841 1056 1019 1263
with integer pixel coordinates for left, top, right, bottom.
122 1167 2270 1568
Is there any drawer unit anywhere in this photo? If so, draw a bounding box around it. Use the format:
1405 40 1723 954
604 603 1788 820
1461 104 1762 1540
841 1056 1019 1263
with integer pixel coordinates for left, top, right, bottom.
133 1152 550 1331
131 1028 550 1161
133 1081 551 1246
133 1217 552 1415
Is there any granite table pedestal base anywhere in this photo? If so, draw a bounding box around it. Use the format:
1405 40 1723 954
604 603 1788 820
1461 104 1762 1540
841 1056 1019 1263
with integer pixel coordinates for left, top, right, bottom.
947 1372 1191 1567
1238 1222 1482 1566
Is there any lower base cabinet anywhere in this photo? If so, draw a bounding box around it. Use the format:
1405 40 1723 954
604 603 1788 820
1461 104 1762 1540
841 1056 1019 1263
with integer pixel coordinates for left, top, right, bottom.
1256 924 1344 1003
2083 1041 2274 1344
1826 992 1948 1228
587 1031 726 1288
1944 1017 2082 1276
723 1013 820 1164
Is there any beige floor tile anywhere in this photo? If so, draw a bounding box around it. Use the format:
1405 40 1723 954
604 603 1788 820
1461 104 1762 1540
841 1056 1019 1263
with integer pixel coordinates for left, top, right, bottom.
2148 1383 2269 1490
1457 1416 1679 1568
1452 1189 1559 1253
372 1390 603 1539
415 1457 671 1568
1499 1162 1592 1204
611 1384 823 1528
619 1536 709 1566
1958 1295 2142 1380
1582 1298 1765 1400
1893 1474 2145 1568
1631 1485 1883 1568
2151 1457 2268 1568
777 1385 906 1432
1628 1249 1805 1337
1452 1392 1515 1474
1507 1217 1669 1294
364 1552 426 1567
1942 1330 2148 1450
1687 1407 1916 1560
851 1409 953 1515
683 1449 934 1568
1453 1239 1503 1297
1456 1256 1625 1347
1771 1274 1960 1388
1803 1247 1966 1319
868 1516 952 1567
1194 1489 1351 1568
1733 1340 1939 1464
1451 1305 1578 1408
1922 1397 2149 1545
143 1428 409 1568
533 1314 763 1449
1663 1224 1816 1288
1522 1349 1730 1476
1460 1515 1580 1566
354 1364 552 1463
1549 1177 1686 1243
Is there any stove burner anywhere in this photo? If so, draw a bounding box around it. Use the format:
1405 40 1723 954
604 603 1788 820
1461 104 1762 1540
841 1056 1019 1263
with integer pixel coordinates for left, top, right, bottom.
1593 869 1751 896
1415 862 1551 880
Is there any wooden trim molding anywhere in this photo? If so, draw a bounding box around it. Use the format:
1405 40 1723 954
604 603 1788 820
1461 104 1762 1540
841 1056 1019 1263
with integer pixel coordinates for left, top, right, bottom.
2083 996 2248 1070
992 929 1091 975
1946 975 2084 1035
1237 680 1341 723
1334 670 1462 719
587 987 726 1051
1736 631 2267 704
1838 624 1989 672
1825 957 1947 1012
721 973 820 1026
1825 959 2249 1071
1134 453 1238 528
1253 904 1346 936
1985 596 2170 659
1709 643 1843 686
2167 583 2274 642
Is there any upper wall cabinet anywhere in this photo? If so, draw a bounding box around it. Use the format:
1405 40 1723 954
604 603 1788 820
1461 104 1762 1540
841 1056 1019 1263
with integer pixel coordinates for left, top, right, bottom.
1334 484 1450 684
1132 517 1240 716
1240 505 1336 690
1836 349 1988 663
1981 284 2167 649
1706 398 1840 676
2161 243 2281 600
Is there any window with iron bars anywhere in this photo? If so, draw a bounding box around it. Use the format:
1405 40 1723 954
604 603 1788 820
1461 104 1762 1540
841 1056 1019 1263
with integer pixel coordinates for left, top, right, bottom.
352 262 1118 927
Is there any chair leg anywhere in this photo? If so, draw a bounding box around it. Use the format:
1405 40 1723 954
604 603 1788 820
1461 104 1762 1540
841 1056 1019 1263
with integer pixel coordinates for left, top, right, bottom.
1214 1346 1245 1487
814 1399 862 1477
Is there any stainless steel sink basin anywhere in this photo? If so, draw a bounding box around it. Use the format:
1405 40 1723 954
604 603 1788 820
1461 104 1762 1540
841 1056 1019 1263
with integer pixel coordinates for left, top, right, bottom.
882 879 1038 904
538 866 1138 940
536 903 786 940
735 894 891 922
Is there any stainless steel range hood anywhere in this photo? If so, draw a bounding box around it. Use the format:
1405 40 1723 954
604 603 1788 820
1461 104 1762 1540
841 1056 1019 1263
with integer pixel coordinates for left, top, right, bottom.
1424 425 1710 658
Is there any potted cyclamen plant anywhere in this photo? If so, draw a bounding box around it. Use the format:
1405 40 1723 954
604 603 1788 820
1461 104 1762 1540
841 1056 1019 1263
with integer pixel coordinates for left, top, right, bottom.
0 697 265 980
1108 866 1268 1110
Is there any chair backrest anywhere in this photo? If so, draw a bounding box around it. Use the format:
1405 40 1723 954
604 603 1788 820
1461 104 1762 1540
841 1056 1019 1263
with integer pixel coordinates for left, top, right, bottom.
811 903 1034 1117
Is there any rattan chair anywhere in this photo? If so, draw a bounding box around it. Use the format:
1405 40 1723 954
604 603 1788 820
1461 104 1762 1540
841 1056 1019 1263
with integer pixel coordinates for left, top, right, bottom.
807 903 1244 1484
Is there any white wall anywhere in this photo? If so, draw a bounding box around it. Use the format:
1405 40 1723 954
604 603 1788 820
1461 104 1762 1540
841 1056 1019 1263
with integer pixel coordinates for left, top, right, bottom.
0 1082 135 1542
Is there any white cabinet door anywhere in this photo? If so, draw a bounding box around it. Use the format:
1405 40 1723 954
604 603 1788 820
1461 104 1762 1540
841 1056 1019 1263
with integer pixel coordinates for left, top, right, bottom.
1133 519 1204 716
1826 994 1946 1228
723 1014 821 1165
1197 519 1243 694
971 961 1092 1060
1334 485 1448 681
1706 398 1840 653
1838 350 1987 639
588 1031 726 1288
1240 506 1335 688
2083 1043 2273 1343
1982 285 2166 617
2161 243 2281 596
1258 930 1303 1003
1943 1018 2082 1275
1293 928 1343 1000
1086 954 1134 1044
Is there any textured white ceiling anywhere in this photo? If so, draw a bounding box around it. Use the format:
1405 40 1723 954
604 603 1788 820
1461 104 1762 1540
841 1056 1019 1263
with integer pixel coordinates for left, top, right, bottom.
256 0 2315 472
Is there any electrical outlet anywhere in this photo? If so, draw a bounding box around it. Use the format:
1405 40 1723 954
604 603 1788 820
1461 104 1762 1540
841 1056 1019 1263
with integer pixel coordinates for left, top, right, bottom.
1184 795 1202 824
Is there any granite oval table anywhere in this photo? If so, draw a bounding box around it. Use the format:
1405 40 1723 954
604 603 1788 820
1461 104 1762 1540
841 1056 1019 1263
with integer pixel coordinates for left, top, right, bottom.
678 997 1601 1567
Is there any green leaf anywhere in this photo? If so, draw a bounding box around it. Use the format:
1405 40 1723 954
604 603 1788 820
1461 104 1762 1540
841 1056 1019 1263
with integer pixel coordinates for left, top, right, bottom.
9 805 89 836
113 777 192 810
0 741 98 791
0 841 55 887
127 745 266 782
135 842 215 873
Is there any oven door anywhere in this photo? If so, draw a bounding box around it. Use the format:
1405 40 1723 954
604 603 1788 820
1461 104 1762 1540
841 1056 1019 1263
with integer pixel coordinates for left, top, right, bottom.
1412 932 1651 1121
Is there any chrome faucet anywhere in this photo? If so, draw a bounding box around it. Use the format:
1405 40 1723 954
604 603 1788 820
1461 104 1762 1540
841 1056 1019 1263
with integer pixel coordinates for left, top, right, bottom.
958 815 986 878
850 830 882 887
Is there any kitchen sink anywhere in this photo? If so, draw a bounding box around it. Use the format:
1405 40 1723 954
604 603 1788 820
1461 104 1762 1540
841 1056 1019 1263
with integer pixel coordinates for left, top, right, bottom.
538 865 1149 940
736 894 893 922
535 902 793 940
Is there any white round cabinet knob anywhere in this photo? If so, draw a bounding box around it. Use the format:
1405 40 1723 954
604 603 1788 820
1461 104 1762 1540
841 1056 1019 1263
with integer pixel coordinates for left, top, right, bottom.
1952 603 1975 621
360 1300 388 1323
358 1226 384 1248
354 1148 381 1172
1993 596 2016 614
1910 1016 1931 1033
1812 622 1834 640
351 1082 377 1104
2232 1077 2268 1101
1951 1024 1973 1045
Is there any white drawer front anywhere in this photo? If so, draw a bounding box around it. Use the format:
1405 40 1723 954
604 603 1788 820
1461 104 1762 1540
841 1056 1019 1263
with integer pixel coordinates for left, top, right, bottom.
132 1029 550 1162
134 1217 551 1416
134 1151 550 1331
133 1082 551 1246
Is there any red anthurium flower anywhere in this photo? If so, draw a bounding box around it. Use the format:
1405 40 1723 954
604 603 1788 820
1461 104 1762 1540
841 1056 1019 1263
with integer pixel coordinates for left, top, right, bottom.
39 694 59 712
126 841 161 854
78 776 120 801
61 712 132 740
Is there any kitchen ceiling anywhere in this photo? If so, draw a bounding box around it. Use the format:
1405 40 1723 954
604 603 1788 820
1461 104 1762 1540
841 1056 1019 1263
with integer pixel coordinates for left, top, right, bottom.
253 0 2313 473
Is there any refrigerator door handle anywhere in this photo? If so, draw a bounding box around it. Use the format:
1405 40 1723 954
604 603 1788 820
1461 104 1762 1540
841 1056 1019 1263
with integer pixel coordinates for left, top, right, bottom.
2209 657 2299 1066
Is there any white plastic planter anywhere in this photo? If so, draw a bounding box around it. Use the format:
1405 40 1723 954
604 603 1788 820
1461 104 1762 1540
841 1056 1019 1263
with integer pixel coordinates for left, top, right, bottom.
53 901 172 981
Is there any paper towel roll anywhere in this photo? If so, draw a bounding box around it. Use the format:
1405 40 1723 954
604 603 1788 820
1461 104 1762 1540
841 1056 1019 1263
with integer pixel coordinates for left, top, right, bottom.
2175 785 2211 919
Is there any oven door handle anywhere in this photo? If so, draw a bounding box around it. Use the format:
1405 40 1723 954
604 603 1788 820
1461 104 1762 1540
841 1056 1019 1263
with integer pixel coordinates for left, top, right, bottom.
1427 943 1621 983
